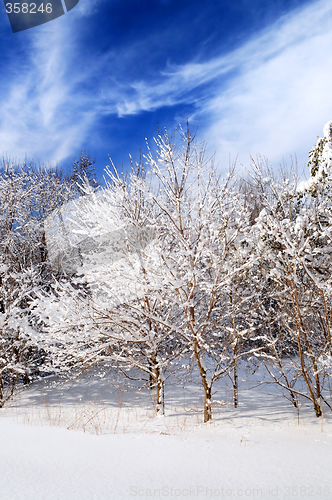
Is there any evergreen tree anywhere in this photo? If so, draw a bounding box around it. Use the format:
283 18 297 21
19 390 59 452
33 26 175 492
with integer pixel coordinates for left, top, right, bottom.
71 151 98 193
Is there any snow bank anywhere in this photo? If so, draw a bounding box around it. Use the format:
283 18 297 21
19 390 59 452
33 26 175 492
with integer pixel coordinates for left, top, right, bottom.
0 416 332 500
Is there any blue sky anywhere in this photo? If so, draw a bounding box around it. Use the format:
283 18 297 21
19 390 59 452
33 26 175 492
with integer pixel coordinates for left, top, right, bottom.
0 0 331 178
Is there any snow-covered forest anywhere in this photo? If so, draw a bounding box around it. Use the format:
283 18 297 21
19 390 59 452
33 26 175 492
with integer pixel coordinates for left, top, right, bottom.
2 122 332 425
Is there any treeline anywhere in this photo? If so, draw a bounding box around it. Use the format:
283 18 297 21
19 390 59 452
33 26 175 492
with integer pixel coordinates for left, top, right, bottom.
1 124 332 422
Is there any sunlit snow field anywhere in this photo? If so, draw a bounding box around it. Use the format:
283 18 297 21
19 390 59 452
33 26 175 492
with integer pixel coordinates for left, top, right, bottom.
1 367 332 500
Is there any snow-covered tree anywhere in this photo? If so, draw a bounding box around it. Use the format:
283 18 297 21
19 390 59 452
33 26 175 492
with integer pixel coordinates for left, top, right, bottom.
143 125 267 421
251 155 332 417
307 121 332 182
34 161 185 414
0 160 74 405
29 121 332 421
35 125 272 421
0 264 45 406
71 151 98 194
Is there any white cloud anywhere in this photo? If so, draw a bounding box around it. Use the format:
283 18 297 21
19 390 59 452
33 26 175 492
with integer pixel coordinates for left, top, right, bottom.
0 0 331 171
100 0 332 173
196 0 332 173
0 14 98 164
74 0 107 17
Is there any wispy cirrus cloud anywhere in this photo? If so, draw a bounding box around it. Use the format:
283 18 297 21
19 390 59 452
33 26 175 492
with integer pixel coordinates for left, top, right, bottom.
0 0 101 164
0 0 330 172
97 0 332 171
194 0 332 171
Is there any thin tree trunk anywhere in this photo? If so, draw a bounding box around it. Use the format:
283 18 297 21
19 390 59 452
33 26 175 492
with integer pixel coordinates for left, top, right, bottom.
150 355 165 415
233 363 238 408
204 385 212 423
289 268 322 418
156 376 165 415
193 341 213 422
296 334 322 417
0 375 3 406
230 291 238 408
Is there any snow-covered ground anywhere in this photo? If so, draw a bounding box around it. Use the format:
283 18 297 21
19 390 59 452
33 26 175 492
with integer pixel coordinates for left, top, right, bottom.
1 368 332 500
